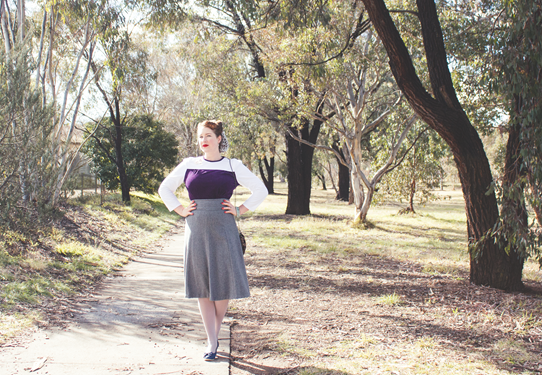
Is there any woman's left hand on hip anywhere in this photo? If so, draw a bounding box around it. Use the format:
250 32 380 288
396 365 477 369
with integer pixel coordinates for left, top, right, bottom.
222 199 237 216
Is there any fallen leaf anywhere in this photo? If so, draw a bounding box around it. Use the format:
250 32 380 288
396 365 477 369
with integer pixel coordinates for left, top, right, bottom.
30 357 47 372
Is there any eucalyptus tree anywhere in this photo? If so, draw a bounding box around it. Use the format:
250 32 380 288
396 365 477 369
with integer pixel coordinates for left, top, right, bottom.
0 46 55 223
359 0 527 290
492 0 542 268
321 31 420 224
43 1 119 205
260 1 373 214
0 0 111 207
377 122 449 213
86 6 164 202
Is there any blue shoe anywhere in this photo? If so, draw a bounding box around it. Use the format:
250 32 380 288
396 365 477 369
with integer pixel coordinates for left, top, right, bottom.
203 351 217 361
203 341 219 361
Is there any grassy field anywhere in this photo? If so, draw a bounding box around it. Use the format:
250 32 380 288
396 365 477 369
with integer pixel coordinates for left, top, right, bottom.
226 183 542 375
235 183 542 283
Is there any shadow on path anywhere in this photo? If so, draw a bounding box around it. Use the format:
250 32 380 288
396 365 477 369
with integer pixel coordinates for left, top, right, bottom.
0 229 230 375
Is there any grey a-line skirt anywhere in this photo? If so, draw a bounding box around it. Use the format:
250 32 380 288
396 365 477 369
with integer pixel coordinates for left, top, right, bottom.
183 198 250 301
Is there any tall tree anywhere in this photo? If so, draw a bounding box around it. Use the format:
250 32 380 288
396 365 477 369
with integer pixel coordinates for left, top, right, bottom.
83 115 178 195
360 0 523 290
492 0 542 268
89 11 156 202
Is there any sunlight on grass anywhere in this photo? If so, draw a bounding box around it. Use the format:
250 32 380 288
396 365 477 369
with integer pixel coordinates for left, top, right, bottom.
241 182 476 273
1 190 178 344
492 338 536 365
313 337 524 375
1 277 73 305
0 311 40 345
375 292 403 306
55 242 94 257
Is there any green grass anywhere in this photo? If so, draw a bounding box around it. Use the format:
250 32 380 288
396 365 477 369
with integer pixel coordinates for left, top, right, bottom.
238 184 471 271
375 292 403 306
0 191 178 344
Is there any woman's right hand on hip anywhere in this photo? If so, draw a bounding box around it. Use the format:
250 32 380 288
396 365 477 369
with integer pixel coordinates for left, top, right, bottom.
174 201 197 217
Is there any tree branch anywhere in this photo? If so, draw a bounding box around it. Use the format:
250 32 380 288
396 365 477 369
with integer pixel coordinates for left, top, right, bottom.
372 114 418 183
285 12 371 67
283 124 349 167
386 124 429 174
389 9 419 18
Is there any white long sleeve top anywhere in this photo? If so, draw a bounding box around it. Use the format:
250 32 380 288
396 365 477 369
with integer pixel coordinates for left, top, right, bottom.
158 156 268 212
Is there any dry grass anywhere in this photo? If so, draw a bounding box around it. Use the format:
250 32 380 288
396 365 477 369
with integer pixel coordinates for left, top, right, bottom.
0 192 178 344
229 183 542 375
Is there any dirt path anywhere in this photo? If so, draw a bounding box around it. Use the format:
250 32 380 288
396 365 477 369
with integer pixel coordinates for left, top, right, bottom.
0 230 230 375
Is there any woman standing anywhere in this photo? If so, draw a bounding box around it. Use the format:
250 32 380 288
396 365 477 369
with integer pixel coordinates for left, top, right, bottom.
158 120 268 361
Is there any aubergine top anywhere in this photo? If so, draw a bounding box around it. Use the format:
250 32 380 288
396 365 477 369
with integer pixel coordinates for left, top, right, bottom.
158 156 268 212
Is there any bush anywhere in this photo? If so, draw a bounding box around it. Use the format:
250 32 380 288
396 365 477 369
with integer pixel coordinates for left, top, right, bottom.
0 45 57 226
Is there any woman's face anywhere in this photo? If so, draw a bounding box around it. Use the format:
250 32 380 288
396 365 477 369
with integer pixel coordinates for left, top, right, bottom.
198 126 221 153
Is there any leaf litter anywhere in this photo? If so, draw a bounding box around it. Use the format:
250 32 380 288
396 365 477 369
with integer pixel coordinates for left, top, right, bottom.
229 240 542 375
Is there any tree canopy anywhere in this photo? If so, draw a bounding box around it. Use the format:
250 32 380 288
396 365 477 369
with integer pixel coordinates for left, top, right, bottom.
83 115 179 195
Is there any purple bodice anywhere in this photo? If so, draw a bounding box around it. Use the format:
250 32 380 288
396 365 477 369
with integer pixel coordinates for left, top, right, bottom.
184 169 239 200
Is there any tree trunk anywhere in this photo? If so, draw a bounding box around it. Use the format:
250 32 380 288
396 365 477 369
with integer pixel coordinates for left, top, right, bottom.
317 172 327 190
362 0 522 290
348 182 354 204
17 0 24 43
325 160 338 195
333 141 350 201
408 177 416 213
358 185 374 223
351 170 365 222
337 160 350 201
285 118 322 215
258 156 274 194
112 98 130 203
285 129 310 214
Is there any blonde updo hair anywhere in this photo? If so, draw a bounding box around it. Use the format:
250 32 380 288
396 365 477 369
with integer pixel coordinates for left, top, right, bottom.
197 120 229 153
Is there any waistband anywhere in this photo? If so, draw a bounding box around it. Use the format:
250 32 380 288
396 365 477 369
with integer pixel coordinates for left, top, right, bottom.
192 198 229 211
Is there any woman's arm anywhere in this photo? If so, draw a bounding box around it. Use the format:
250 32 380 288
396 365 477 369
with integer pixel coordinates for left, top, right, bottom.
158 159 190 211
231 159 268 211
